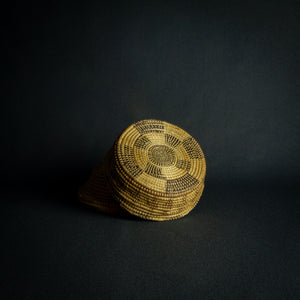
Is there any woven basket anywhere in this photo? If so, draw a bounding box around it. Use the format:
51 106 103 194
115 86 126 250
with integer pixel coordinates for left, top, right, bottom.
79 119 206 221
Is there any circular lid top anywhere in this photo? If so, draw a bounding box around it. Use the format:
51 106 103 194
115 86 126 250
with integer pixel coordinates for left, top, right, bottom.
114 119 206 196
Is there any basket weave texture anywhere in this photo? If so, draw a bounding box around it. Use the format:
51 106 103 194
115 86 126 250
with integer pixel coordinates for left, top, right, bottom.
79 119 206 221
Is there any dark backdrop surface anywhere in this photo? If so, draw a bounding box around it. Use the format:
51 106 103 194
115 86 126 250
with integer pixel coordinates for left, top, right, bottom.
2 0 299 299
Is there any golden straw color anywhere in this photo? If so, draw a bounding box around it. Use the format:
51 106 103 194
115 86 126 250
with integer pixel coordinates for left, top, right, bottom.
78 161 123 215
78 119 206 221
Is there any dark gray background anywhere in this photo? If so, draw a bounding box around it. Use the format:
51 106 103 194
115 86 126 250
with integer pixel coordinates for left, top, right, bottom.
2 0 299 299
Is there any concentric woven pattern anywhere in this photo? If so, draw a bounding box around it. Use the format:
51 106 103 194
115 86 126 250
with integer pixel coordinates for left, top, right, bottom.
106 119 206 221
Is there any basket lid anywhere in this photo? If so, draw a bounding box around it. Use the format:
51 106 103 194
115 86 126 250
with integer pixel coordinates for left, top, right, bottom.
106 119 206 220
114 119 205 194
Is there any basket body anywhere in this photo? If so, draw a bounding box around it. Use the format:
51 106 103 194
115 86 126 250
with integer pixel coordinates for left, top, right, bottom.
79 119 206 221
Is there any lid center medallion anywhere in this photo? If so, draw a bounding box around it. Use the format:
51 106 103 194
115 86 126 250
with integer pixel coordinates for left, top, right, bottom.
147 145 176 167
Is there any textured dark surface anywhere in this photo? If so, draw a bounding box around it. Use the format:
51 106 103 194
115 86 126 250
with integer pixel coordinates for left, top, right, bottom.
2 182 298 299
2 0 299 299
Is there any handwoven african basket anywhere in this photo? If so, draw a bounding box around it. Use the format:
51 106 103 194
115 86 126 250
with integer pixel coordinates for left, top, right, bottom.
79 119 206 221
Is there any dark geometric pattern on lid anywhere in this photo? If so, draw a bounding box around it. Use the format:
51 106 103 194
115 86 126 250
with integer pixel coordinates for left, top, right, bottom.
118 144 143 178
182 137 203 159
134 135 152 149
144 162 165 179
133 119 165 134
165 134 181 148
175 159 191 172
166 173 199 193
